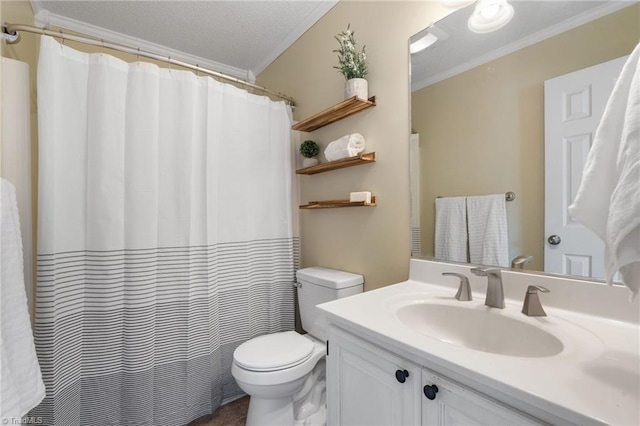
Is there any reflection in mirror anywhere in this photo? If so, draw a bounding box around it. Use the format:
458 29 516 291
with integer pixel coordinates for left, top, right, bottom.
409 1 639 279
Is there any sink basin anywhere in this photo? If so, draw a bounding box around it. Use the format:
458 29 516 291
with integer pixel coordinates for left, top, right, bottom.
395 303 564 358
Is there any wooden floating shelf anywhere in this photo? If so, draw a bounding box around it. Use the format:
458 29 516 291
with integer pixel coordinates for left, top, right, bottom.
292 96 376 132
299 197 377 210
297 152 376 175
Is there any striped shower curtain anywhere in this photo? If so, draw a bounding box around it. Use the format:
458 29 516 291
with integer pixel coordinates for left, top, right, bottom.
32 36 298 426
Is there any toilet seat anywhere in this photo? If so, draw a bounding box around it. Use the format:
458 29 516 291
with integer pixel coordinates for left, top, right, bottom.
232 333 325 387
234 331 315 372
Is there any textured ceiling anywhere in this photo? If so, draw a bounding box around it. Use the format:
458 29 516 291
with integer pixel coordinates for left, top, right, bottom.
34 0 337 78
411 0 636 91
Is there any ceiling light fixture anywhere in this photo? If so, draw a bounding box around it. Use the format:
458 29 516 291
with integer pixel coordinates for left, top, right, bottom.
410 25 449 55
468 0 514 34
410 32 439 54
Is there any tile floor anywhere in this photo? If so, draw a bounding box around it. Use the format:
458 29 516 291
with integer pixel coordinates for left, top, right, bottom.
189 396 249 426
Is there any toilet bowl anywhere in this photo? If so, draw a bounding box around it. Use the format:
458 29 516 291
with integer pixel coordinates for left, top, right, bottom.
231 267 364 426
232 332 326 425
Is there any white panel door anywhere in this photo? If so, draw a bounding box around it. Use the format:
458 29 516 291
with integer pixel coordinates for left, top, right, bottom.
421 369 542 425
544 56 627 278
326 325 421 426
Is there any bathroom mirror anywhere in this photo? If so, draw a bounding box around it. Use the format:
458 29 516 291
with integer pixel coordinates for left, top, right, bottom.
409 1 639 279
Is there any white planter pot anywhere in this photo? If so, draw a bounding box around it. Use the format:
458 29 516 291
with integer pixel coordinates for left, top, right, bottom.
344 78 368 100
302 157 319 168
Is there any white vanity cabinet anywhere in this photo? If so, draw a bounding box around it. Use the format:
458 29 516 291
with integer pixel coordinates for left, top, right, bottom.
327 324 543 426
326 325 422 425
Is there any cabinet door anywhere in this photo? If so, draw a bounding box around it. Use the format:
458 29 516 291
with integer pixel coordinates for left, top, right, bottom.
421 369 543 426
327 325 421 426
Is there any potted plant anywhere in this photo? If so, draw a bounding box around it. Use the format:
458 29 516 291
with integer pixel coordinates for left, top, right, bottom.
333 24 368 100
300 140 320 168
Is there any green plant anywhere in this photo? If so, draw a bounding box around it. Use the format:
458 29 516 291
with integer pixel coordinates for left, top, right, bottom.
333 24 367 80
300 140 320 158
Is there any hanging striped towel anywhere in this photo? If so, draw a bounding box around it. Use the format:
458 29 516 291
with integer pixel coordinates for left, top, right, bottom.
467 194 509 267
435 197 468 262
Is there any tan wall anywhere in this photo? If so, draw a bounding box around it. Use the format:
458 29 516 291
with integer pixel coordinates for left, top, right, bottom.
411 4 640 272
257 1 453 290
1 0 39 316
2 0 38 185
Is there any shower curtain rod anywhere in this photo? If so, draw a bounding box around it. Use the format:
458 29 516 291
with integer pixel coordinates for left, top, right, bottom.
2 23 296 106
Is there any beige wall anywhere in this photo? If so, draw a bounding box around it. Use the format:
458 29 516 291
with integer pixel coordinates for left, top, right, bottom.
411 4 640 272
1 1 39 316
2 1 39 183
257 1 453 290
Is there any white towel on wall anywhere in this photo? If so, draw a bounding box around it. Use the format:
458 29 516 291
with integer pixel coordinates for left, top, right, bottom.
324 133 365 161
568 42 640 297
467 194 509 267
435 197 468 262
0 179 45 421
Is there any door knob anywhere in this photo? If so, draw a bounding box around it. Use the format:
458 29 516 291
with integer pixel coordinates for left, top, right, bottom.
547 235 561 245
423 384 439 400
395 369 409 383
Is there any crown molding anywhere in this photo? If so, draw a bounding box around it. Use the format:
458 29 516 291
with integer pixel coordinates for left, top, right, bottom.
33 8 253 82
411 1 636 92
253 0 337 77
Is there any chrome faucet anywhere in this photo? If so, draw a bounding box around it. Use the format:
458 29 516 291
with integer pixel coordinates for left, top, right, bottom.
442 272 472 301
470 268 504 309
521 285 550 317
511 255 534 270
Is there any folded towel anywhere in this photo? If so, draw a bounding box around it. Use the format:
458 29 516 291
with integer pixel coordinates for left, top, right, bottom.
568 43 640 297
324 133 365 162
1 179 45 420
435 197 468 262
467 194 509 268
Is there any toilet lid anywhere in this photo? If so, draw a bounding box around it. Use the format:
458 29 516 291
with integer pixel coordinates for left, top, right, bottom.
234 331 315 371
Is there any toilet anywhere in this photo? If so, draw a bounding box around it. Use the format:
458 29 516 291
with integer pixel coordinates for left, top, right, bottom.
231 267 364 426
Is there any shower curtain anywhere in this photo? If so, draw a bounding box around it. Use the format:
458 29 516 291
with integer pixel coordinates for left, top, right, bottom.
32 36 297 426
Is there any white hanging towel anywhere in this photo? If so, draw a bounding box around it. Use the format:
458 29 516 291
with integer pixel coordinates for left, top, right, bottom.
435 197 468 262
568 43 640 297
324 133 365 161
467 194 509 267
0 179 45 421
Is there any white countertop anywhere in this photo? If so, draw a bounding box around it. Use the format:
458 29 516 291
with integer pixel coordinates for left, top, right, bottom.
317 275 640 425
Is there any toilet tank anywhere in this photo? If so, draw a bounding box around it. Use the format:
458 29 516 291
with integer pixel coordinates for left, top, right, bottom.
296 267 364 342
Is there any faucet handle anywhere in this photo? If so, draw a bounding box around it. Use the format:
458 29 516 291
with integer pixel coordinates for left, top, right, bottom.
526 285 549 294
442 272 472 301
522 285 550 317
470 268 501 277
511 255 534 269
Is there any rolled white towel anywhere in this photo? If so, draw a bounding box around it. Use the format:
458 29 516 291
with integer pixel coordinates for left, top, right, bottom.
324 133 365 162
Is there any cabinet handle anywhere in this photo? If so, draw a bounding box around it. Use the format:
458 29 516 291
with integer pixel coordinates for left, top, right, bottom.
423 384 439 400
395 369 410 383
